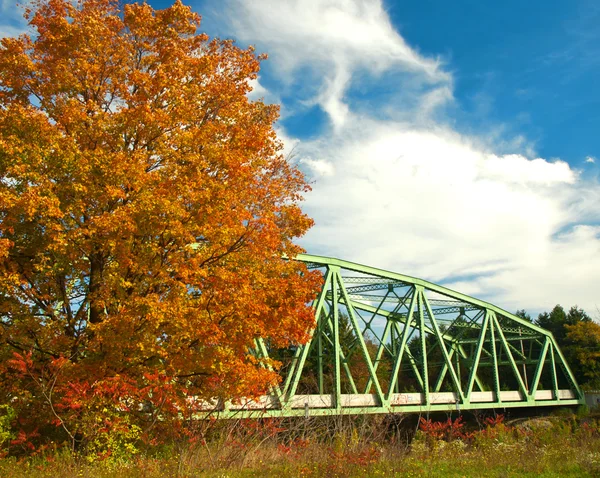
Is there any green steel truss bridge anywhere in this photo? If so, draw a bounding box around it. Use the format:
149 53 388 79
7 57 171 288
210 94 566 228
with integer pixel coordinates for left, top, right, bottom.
209 254 584 418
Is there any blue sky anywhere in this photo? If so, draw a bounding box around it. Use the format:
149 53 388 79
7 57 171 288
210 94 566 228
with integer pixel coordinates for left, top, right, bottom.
1 0 599 315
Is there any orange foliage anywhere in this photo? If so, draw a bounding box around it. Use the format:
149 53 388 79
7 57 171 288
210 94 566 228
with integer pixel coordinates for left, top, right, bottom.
0 0 321 452
418 416 470 441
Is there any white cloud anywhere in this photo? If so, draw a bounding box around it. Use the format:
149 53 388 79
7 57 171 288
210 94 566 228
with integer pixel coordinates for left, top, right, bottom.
302 127 544 253
300 158 335 177
223 0 600 313
586 156 596 164
478 224 600 311
247 77 269 101
297 120 600 310
481 154 575 185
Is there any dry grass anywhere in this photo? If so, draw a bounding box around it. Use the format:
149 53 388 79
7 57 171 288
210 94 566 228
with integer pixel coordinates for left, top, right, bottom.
2 411 600 477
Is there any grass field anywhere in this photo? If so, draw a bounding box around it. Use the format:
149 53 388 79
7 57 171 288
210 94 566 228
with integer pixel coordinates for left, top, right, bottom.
2 410 600 477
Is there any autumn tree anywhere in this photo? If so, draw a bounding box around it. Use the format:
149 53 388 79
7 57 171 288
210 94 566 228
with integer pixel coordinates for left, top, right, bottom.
534 304 594 388
0 0 321 452
565 321 600 389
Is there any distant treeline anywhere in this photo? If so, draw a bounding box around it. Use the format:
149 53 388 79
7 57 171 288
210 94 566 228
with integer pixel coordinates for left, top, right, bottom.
516 305 600 390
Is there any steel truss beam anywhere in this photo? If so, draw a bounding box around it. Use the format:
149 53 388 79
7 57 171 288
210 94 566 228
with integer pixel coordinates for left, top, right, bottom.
202 255 584 418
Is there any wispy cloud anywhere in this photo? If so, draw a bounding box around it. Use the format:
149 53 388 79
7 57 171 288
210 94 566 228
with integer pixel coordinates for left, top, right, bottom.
223 0 450 129
586 156 596 164
535 1 600 84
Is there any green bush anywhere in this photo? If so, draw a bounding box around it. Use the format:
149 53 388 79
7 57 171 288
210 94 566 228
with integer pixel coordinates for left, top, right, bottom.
0 405 16 455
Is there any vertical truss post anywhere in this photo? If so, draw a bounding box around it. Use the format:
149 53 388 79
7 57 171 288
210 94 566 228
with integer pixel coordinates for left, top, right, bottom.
317 317 324 395
455 347 461 391
390 321 399 394
519 327 529 392
464 311 490 403
331 267 342 410
549 343 559 401
416 287 430 407
488 311 501 404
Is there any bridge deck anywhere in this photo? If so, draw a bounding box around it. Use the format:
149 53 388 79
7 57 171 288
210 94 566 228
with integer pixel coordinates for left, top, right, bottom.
196 390 580 418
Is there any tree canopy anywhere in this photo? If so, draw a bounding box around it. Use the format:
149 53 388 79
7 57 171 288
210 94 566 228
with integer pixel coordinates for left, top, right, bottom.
536 305 591 344
528 304 598 390
0 0 321 452
565 321 600 390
